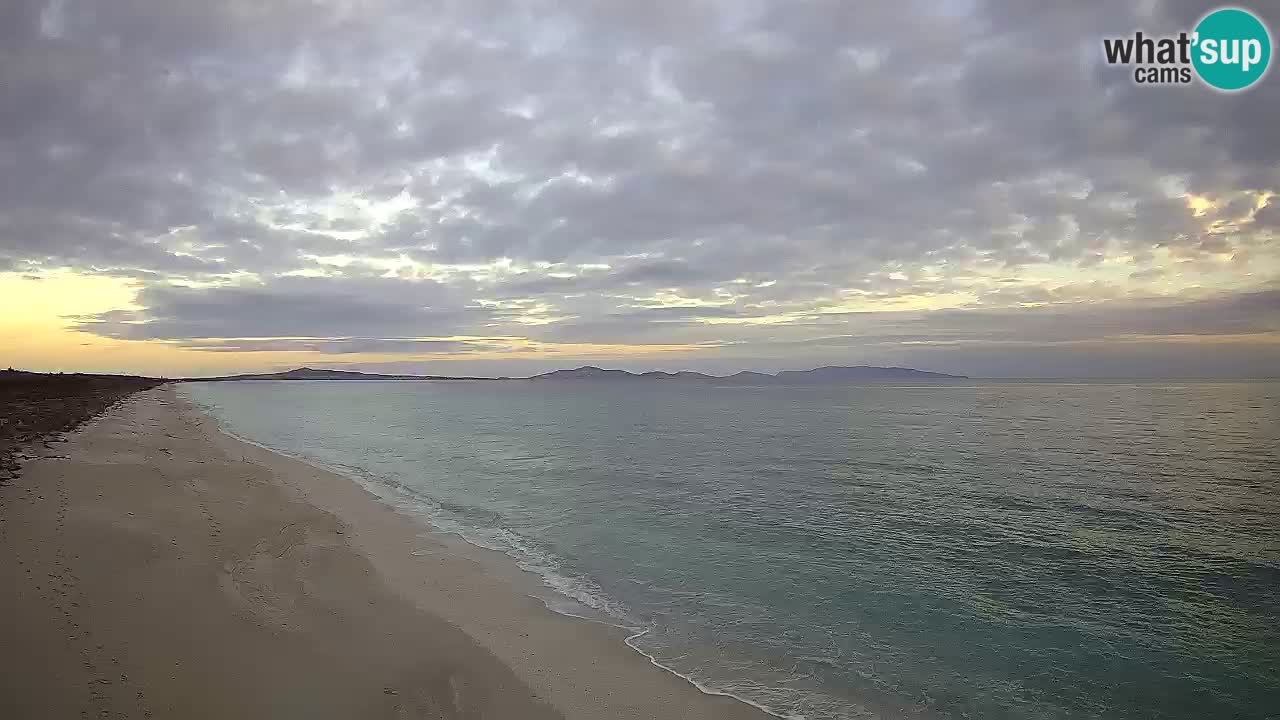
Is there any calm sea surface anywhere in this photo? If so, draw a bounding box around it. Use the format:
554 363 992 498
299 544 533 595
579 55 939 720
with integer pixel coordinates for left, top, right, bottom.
181 380 1280 720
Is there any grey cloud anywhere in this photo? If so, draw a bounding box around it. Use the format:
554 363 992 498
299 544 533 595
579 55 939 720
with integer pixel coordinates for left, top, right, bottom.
184 338 479 354
524 289 1280 352
1254 200 1280 229
909 291 1280 344
75 276 487 341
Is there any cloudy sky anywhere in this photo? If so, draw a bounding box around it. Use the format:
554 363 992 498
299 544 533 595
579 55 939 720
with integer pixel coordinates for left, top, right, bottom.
3 0 1278 378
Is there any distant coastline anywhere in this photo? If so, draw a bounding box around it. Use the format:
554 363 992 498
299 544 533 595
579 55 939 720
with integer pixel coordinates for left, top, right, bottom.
181 364 968 383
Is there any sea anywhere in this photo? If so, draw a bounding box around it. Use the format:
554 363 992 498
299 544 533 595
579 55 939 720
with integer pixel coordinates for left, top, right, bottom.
180 379 1280 720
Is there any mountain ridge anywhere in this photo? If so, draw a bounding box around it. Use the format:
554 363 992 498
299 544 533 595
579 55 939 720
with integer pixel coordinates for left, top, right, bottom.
182 365 966 383
188 367 498 382
530 365 965 382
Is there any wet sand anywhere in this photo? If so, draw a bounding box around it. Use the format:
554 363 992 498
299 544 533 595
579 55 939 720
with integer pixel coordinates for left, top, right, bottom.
0 385 771 720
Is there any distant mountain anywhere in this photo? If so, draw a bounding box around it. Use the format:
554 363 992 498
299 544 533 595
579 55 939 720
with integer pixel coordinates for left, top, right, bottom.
187 367 494 382
724 371 779 383
639 370 718 380
773 366 963 382
530 366 640 381
186 364 966 383
528 365 966 382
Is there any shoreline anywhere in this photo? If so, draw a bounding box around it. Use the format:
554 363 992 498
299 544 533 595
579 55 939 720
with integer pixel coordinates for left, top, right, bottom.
1 385 774 719
205 419 794 720
190 389 785 720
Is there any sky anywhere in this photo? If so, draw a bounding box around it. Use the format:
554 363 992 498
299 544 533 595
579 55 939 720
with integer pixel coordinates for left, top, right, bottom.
2 0 1278 378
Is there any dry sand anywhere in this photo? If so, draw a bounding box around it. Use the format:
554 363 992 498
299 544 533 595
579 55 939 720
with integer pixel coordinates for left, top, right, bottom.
0 386 772 720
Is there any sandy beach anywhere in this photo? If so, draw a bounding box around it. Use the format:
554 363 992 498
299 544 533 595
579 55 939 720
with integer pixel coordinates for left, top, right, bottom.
0 386 771 720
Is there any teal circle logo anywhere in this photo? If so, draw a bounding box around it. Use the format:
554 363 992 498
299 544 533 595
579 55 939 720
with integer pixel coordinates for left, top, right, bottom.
1192 8 1272 91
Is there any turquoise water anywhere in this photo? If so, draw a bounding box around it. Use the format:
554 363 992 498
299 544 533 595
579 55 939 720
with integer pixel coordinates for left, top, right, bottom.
181 380 1280 719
